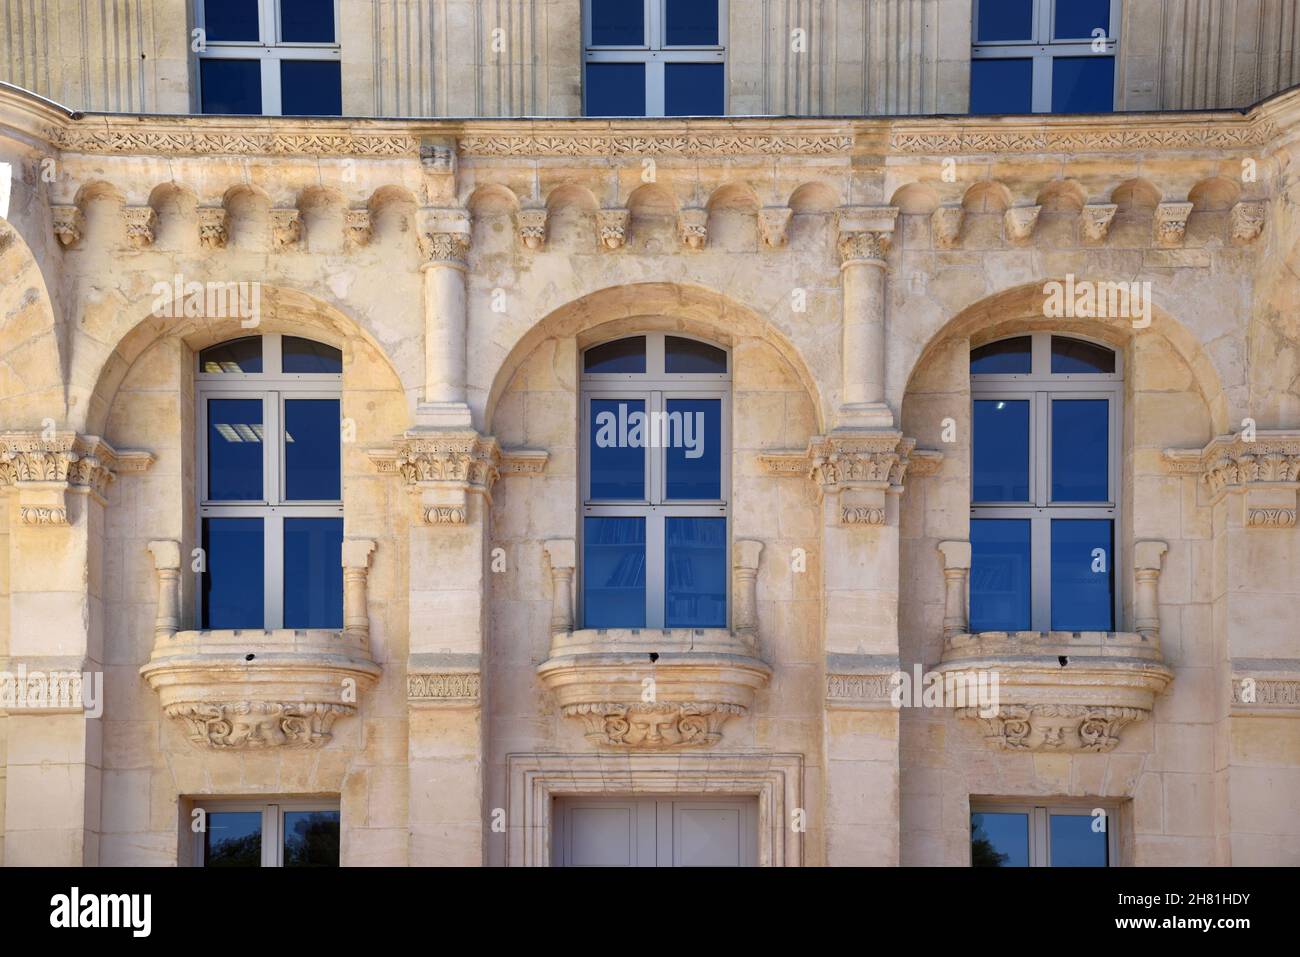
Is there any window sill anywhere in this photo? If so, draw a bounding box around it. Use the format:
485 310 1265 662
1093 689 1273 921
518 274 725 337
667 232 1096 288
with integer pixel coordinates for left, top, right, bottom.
537 628 772 749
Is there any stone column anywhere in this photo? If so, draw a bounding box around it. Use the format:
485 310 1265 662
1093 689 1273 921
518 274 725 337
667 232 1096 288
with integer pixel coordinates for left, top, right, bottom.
544 540 576 634
342 539 377 645
1133 540 1168 642
148 540 182 641
732 539 764 642
836 207 899 430
938 541 972 638
418 209 473 429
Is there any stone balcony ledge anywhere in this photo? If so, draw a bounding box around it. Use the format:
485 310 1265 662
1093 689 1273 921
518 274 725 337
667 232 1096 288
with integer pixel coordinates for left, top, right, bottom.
537 628 772 750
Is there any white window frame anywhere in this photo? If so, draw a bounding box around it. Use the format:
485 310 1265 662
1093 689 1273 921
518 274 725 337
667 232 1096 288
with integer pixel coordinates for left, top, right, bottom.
970 331 1122 632
583 0 728 116
194 0 342 115
970 0 1120 113
189 799 340 867
970 801 1119 867
196 333 343 630
580 332 730 629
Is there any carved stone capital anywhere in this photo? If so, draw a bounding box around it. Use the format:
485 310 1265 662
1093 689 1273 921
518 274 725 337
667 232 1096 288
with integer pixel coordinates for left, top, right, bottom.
1081 203 1118 243
837 230 891 265
0 431 154 524
122 205 157 247
1163 430 1300 527
759 206 793 247
597 208 630 249
1230 201 1266 243
421 230 470 267
369 430 501 525
1154 201 1194 246
1003 205 1041 244
678 208 707 249
837 206 898 264
931 206 964 248
516 209 548 249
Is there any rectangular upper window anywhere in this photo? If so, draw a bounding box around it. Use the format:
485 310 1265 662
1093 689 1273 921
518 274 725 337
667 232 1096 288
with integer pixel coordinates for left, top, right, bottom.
584 0 727 116
971 802 1117 867
970 0 1117 114
194 0 342 116
189 799 340 866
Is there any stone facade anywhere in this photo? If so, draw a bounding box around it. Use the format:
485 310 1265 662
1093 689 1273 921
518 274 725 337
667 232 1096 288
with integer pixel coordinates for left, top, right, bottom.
1 40 1299 865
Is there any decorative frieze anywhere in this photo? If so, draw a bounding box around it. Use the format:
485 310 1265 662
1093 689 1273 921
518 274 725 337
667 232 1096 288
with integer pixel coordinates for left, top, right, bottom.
1164 431 1300 529
959 704 1146 753
1231 664 1300 716
166 700 351 750
1154 201 1194 246
564 702 744 748
499 449 549 475
597 208 630 249
888 120 1275 155
408 671 481 702
1081 203 1118 243
0 432 154 525
1230 201 1266 243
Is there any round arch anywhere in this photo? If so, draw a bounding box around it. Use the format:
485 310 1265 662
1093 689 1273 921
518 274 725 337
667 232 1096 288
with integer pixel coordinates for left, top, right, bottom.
483 281 826 435
0 216 65 427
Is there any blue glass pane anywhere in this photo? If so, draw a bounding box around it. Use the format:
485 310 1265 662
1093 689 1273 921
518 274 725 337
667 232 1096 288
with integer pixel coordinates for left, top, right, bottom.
665 517 727 628
1050 813 1108 866
970 58 1033 114
281 60 342 116
666 0 719 45
200 59 262 115
584 517 646 628
1051 399 1108 502
585 337 646 373
1051 519 1114 631
281 0 335 42
282 337 342 373
208 398 263 500
976 0 1033 41
666 336 727 373
284 518 343 629
973 400 1030 502
1054 0 1109 39
202 518 264 629
970 337 1031 374
970 519 1031 632
971 812 1029 867
665 63 725 116
590 398 646 500
200 337 262 374
204 811 262 867
283 810 340 867
285 399 341 500
590 0 644 45
1051 56 1114 113
665 399 721 500
203 0 260 41
586 62 647 116
1051 336 1114 374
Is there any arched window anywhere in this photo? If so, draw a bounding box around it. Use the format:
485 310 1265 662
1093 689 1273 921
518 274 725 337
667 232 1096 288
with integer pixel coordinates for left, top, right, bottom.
581 333 730 628
197 334 343 630
969 332 1120 632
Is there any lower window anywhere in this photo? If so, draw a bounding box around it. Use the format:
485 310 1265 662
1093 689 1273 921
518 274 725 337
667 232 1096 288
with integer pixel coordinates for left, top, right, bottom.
191 800 340 867
970 802 1115 867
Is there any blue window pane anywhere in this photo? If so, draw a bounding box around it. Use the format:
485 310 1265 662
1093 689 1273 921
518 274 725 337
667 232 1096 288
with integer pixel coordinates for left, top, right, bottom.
586 62 646 116
970 58 1033 114
665 63 725 116
976 0 1033 41
666 336 727 374
285 399 341 500
970 337 1031 374
665 517 727 628
971 812 1029 867
208 398 264 500
281 60 342 116
202 518 264 629
665 399 721 500
282 336 343 373
590 398 646 500
1050 813 1108 866
666 0 719 45
1051 336 1114 374
200 337 262 374
283 810 341 867
284 518 343 629
585 337 646 374
281 0 336 42
973 400 1030 502
1051 399 1109 502
200 59 262 115
204 811 262 867
591 0 644 45
584 517 646 628
1051 56 1114 113
970 519 1031 632
1051 519 1114 631
203 0 260 41
1054 0 1109 39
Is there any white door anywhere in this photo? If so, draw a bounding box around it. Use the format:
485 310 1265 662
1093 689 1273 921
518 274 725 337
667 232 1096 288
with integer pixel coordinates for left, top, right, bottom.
553 796 758 867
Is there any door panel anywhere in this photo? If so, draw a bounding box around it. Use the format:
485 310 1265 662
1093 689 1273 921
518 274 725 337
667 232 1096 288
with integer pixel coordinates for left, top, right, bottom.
554 796 757 867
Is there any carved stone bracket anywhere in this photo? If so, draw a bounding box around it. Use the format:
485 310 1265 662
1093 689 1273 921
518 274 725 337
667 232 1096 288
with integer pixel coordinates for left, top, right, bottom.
597 208 630 249
678 208 707 249
759 206 794 247
368 430 501 525
757 431 942 527
1163 430 1300 529
516 209 548 249
122 205 157 247
1003 205 1042 244
0 431 154 525
932 206 964 248
1081 203 1118 243
51 204 82 246
346 209 372 246
271 208 301 249
1154 201 1194 246
197 206 227 248
1230 201 1266 243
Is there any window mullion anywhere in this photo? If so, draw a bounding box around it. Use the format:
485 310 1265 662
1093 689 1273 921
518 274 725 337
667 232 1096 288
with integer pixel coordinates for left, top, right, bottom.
648 0 661 50
260 0 278 44
646 509 665 628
